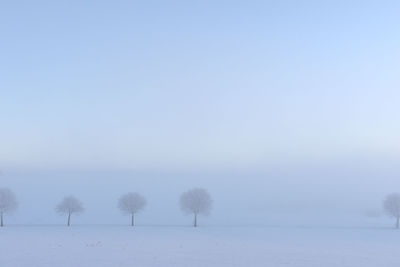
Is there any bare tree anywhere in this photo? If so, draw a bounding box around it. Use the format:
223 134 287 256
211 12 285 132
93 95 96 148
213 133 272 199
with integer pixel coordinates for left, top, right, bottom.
56 196 84 226
0 188 18 227
180 188 212 227
383 193 400 229
118 192 146 226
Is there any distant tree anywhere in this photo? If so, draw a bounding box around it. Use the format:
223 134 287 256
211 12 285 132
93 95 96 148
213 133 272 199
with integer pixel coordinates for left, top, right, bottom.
180 188 212 227
0 188 18 227
363 209 382 218
383 193 400 229
56 196 84 226
118 192 146 226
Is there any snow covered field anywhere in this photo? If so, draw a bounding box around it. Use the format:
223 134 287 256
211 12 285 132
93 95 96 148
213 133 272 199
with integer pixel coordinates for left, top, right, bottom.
1 225 400 267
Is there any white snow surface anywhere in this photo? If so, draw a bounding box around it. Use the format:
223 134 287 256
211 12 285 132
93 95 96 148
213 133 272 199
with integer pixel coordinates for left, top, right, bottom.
1 225 400 267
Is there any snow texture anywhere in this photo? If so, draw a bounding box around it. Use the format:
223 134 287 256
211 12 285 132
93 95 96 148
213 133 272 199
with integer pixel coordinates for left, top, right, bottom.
1 226 400 267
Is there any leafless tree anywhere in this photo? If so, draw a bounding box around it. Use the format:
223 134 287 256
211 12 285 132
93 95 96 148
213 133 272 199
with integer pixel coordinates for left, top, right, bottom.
118 192 146 226
0 188 18 227
56 196 84 226
180 188 212 227
383 193 400 229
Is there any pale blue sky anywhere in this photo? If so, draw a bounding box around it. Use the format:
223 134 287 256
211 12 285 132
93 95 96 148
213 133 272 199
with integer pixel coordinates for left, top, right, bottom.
1 0 400 170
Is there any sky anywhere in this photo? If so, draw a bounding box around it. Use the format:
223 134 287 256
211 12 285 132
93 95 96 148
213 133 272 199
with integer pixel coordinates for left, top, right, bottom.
1 0 400 226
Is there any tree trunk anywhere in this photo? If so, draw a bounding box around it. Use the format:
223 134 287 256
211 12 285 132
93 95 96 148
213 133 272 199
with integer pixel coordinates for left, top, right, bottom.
0 212 3 227
131 213 135 226
194 213 197 227
397 217 399 229
67 212 71 227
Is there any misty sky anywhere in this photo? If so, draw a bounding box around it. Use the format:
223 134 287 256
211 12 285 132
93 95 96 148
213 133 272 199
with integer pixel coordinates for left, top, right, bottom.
2 0 400 170
1 1 400 225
